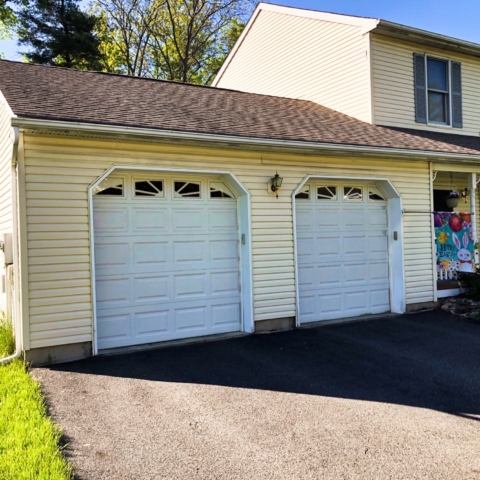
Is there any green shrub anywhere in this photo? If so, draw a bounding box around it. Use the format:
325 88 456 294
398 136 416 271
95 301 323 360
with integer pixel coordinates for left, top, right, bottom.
0 314 15 357
457 271 480 300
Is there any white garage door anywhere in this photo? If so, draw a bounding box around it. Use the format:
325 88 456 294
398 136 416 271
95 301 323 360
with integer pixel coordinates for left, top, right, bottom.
295 182 390 324
93 173 241 350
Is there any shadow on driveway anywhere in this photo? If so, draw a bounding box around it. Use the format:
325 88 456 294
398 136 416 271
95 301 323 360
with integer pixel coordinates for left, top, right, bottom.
48 310 480 418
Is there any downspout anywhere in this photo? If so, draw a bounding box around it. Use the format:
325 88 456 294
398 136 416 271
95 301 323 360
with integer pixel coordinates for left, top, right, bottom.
0 126 22 364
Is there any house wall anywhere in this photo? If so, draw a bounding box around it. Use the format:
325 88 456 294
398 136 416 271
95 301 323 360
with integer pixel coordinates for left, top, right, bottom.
214 9 372 123
22 133 434 350
371 34 480 136
0 94 13 313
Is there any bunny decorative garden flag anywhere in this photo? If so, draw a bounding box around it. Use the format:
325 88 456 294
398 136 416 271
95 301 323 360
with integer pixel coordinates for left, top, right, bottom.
434 212 475 273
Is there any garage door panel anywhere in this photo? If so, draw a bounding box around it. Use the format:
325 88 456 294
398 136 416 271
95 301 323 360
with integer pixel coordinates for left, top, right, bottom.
343 209 366 228
96 277 131 309
174 273 208 299
298 266 315 286
344 263 368 284
371 288 390 309
209 207 238 230
97 311 131 348
175 305 208 331
368 235 389 254
370 262 389 281
94 174 241 349
368 209 388 227
343 235 366 255
172 207 206 232
134 309 170 338
317 236 341 257
211 271 239 295
296 182 390 325
316 208 341 228
173 240 206 263
95 242 129 270
296 209 314 229
212 303 241 328
134 276 169 303
132 207 168 232
134 241 168 265
210 239 238 262
94 208 129 233
318 292 342 315
316 264 342 286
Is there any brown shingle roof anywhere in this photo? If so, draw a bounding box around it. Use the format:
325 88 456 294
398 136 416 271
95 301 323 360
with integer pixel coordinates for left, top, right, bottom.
1 59 480 156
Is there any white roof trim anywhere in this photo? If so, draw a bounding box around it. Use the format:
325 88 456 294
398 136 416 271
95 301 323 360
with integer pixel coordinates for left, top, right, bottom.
12 116 480 163
251 3 378 28
212 2 378 87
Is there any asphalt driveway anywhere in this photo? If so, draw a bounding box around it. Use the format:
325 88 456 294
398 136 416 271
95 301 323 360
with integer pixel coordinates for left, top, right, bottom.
34 311 480 480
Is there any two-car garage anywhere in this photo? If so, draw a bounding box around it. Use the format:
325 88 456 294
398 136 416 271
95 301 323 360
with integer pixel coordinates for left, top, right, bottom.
91 171 402 351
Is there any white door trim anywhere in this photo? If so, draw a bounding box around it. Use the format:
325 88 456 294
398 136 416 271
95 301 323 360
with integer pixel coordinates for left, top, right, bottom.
88 165 254 355
292 175 406 327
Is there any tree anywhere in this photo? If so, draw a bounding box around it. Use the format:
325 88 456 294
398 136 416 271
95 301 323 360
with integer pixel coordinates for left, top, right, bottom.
94 0 165 76
0 0 17 58
148 0 249 84
95 0 253 84
17 0 104 69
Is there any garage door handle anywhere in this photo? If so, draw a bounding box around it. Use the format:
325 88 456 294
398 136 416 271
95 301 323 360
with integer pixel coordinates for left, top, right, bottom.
241 234 246 245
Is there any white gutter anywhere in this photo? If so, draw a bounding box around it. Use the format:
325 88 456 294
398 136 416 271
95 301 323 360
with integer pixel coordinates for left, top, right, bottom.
0 126 22 365
371 20 480 57
11 117 480 163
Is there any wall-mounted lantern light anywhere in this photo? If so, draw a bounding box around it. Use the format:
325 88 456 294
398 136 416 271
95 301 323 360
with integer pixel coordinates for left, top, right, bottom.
270 173 283 199
461 187 470 203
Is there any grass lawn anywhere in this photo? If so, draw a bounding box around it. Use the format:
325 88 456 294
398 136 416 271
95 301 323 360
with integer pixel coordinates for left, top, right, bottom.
0 318 73 480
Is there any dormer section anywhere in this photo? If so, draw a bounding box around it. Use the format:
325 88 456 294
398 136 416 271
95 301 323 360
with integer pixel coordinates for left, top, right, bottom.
213 4 375 123
370 34 480 135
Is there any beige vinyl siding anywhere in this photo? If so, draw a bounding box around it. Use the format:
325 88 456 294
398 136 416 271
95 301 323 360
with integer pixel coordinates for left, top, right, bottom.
372 34 480 136
0 96 12 234
23 134 434 348
215 10 372 123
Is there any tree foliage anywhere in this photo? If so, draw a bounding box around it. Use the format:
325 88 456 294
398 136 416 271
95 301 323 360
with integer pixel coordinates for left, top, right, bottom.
95 0 253 83
16 0 104 69
0 0 17 57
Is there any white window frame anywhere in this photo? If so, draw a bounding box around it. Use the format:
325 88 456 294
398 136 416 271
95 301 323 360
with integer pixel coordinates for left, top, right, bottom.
425 56 452 127
132 177 166 199
173 179 203 200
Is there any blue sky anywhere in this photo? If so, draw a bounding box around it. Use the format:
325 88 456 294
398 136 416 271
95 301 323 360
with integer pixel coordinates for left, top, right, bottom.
2 0 480 61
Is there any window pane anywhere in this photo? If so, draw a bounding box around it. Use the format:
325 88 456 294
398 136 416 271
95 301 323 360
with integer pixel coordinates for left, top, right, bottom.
427 59 447 91
94 177 123 196
428 91 448 123
174 181 201 198
317 186 337 200
343 186 362 201
135 180 164 197
295 185 310 200
209 181 234 199
368 186 386 201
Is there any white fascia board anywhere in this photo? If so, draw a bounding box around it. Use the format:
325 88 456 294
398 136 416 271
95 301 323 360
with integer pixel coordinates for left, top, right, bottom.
211 4 262 87
368 20 480 56
12 116 480 164
252 3 378 28
212 2 378 87
0 90 16 118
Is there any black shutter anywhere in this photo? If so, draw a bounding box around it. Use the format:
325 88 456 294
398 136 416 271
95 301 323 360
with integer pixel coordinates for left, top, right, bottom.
414 53 427 123
451 61 463 128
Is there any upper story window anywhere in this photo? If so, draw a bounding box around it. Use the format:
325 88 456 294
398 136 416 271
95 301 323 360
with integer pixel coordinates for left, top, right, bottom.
427 58 449 124
414 53 462 128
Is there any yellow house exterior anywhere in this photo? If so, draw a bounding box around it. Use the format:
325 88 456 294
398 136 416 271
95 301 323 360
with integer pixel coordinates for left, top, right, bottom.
2 120 479 363
2 10 480 362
